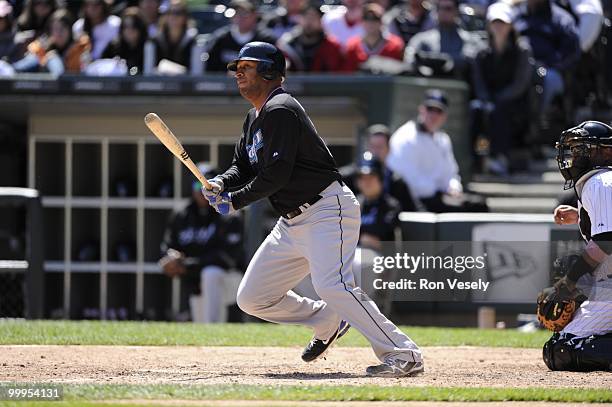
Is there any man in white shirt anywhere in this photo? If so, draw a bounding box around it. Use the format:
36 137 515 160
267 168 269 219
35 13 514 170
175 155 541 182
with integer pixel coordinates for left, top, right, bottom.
387 89 487 212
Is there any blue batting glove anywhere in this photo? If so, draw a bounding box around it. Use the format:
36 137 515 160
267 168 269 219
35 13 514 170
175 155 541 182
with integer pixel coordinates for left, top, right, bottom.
201 178 223 205
215 191 236 215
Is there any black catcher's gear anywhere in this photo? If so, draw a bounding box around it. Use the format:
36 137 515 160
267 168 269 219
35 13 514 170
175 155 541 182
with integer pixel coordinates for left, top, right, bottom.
227 41 286 80
556 121 612 189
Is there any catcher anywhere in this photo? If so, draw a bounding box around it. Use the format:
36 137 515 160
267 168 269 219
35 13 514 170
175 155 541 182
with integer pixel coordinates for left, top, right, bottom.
538 121 612 371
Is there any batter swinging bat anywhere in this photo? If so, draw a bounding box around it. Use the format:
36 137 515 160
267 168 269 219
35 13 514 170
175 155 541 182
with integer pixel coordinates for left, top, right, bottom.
144 113 212 190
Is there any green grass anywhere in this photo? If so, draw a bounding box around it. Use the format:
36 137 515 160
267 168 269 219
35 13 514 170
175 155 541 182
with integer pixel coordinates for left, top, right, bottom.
1 384 611 405
0 320 550 348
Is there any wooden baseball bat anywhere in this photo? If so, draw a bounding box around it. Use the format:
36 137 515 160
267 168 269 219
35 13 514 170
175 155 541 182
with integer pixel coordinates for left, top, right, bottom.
144 113 212 190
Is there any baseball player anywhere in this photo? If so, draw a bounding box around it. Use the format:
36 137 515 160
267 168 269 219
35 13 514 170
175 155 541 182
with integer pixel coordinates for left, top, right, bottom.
544 120 612 371
202 41 423 377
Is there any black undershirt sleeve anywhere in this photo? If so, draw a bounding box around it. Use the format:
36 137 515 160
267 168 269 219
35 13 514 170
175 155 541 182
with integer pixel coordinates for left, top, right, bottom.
231 109 299 210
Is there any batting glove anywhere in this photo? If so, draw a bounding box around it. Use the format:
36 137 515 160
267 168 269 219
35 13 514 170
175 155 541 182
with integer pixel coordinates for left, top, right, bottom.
201 178 224 205
214 191 236 215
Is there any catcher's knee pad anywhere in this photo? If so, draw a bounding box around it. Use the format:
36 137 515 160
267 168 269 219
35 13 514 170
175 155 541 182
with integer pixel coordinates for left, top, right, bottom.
544 333 612 371
543 333 577 371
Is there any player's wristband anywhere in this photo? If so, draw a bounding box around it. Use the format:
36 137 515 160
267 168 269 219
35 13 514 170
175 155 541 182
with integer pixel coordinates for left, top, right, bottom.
566 255 595 283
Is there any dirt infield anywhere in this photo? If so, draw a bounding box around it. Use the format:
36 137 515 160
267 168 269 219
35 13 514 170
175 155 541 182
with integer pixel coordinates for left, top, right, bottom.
1 345 611 389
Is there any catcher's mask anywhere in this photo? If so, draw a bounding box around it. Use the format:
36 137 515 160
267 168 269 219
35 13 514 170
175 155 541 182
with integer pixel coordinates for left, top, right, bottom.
556 121 612 190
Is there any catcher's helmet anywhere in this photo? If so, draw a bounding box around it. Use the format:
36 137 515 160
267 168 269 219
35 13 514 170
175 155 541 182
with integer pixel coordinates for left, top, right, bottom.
227 42 286 80
556 121 612 189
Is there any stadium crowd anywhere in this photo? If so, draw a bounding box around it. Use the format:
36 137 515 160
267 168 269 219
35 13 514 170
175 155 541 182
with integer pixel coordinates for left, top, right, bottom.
1 0 610 172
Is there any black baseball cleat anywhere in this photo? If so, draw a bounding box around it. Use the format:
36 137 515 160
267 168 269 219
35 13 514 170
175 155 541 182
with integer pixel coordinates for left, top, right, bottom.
301 320 350 362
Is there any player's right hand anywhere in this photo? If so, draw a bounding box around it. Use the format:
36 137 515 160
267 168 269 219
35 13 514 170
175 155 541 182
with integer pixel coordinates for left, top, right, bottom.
160 258 186 278
553 275 577 294
553 205 579 225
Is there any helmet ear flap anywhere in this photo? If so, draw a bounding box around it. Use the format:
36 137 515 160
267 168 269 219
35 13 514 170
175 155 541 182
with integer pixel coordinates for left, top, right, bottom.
257 61 278 80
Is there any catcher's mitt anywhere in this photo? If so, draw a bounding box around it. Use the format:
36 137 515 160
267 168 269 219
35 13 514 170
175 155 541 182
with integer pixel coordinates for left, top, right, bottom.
536 282 586 332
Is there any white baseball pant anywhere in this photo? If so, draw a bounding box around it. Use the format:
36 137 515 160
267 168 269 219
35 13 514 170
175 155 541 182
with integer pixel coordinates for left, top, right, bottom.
236 181 422 362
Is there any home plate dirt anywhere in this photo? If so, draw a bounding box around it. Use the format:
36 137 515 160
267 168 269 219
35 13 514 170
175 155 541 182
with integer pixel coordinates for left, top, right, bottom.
1 345 610 389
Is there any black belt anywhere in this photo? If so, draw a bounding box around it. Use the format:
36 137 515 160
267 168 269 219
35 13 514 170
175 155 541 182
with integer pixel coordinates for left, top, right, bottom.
282 194 322 219
281 180 344 220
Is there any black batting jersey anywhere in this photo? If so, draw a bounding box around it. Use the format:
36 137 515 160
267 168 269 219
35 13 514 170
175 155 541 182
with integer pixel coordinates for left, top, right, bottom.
576 169 612 242
218 87 341 215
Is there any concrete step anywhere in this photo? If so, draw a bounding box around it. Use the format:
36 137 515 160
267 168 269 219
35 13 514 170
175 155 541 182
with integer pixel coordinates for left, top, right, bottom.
468 182 563 198
486 197 558 214
472 171 565 185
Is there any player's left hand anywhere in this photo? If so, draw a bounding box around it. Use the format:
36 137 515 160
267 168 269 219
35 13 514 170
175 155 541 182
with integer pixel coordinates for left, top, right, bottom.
211 192 236 215
201 178 224 205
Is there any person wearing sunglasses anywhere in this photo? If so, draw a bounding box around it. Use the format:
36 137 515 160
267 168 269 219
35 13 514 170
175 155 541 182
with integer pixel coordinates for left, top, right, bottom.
387 89 488 213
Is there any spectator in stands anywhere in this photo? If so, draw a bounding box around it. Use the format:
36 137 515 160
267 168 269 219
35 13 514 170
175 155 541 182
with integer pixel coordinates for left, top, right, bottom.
365 124 421 211
342 3 404 71
565 0 604 52
159 164 245 323
387 89 488 213
205 0 276 72
0 0 24 63
514 0 580 116
277 2 343 72
404 0 482 79
341 127 421 211
321 0 365 50
261 0 305 39
102 7 148 74
14 9 91 74
151 0 198 73
355 153 401 248
383 0 436 45
139 0 161 38
73 0 121 61
470 1 533 176
16 0 57 39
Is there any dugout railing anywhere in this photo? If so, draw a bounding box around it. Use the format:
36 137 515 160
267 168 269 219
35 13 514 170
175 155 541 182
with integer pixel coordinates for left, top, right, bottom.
0 187 44 319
